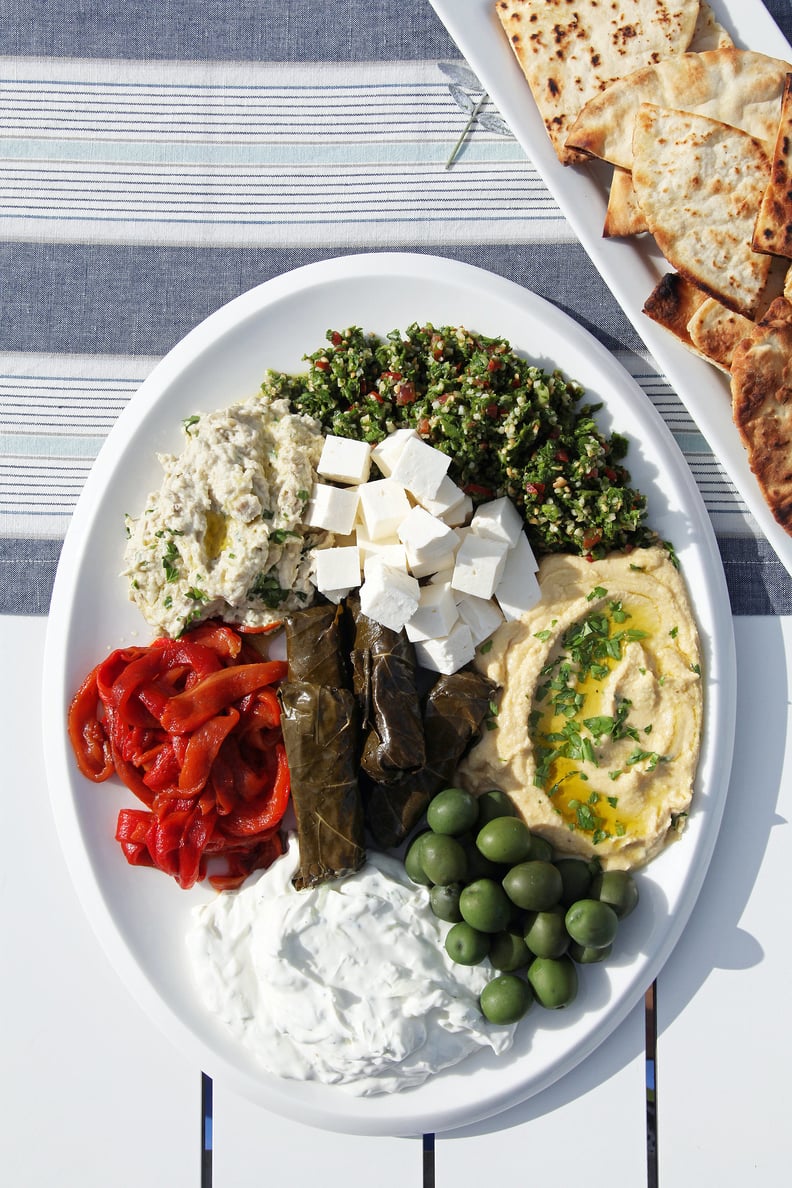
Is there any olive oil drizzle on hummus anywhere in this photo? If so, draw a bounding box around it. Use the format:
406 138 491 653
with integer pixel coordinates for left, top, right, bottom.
530 592 673 845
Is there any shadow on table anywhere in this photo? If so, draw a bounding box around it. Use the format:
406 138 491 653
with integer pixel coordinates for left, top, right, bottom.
439 991 646 1139
652 616 789 1026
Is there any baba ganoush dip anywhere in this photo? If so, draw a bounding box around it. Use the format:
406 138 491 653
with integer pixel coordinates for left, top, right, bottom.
123 395 327 637
187 837 516 1095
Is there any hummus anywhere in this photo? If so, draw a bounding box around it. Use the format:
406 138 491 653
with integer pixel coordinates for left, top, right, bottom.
458 546 702 869
122 395 328 637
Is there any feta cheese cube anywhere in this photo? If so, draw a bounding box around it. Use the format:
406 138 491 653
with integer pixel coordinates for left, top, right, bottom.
451 534 510 600
312 545 361 600
412 620 476 675
360 544 406 577
390 434 451 501
405 580 459 642
416 474 466 518
357 479 412 541
428 565 455 586
359 556 420 631
304 481 360 535
442 493 473 527
317 434 371 485
470 496 525 548
456 593 504 646
495 533 542 620
397 505 458 576
410 548 458 580
358 533 409 572
370 428 418 478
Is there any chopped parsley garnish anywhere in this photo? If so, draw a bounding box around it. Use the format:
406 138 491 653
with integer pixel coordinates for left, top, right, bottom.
528 599 670 840
247 571 300 609
162 539 180 583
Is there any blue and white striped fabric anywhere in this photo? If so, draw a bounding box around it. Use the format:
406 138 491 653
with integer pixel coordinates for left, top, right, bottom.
2 0 791 614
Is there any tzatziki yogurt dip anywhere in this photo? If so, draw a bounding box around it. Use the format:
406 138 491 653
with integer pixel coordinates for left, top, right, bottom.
186 836 516 1095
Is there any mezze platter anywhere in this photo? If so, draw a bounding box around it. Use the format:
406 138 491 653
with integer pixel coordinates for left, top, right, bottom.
42 253 735 1135
428 0 792 577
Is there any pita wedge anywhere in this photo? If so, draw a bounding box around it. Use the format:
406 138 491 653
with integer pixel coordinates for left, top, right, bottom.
494 0 701 166
604 168 648 237
643 255 789 369
566 49 791 169
687 0 733 53
643 272 713 361
753 74 792 259
731 296 792 534
632 105 771 317
687 300 755 372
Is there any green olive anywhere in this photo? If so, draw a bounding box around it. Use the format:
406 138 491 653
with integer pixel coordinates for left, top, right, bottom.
524 905 570 959
555 857 594 906
459 878 512 934
479 974 533 1025
502 860 563 911
445 920 490 966
565 898 619 950
426 787 479 837
404 831 432 886
590 869 639 918
525 833 554 862
475 788 517 827
429 882 463 923
420 833 468 886
476 816 533 865
569 940 613 964
488 929 531 972
464 841 503 881
527 955 579 1009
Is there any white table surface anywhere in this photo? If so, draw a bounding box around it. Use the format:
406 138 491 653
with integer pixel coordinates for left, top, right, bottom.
2 613 790 1186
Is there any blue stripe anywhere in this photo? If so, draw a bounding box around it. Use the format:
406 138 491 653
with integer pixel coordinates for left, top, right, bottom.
0 241 644 358
673 432 711 454
0 138 527 166
1 0 460 61
0 433 102 457
4 211 566 228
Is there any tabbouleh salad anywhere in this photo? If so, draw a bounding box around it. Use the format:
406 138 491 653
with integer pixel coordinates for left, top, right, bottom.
262 324 657 559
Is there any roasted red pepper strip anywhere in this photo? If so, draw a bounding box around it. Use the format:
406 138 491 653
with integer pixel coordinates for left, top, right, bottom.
159 660 288 733
219 742 290 837
67 624 291 890
68 668 115 781
178 707 240 798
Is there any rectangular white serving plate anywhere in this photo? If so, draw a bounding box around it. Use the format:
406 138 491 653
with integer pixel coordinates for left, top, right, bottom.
429 0 792 576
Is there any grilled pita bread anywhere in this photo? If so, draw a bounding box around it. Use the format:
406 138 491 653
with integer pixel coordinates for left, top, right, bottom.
643 272 712 360
566 49 791 169
687 300 755 372
494 0 701 166
643 255 789 369
631 105 771 317
604 168 648 237
753 73 792 259
687 1 733 52
730 296 792 533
